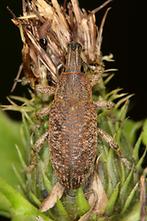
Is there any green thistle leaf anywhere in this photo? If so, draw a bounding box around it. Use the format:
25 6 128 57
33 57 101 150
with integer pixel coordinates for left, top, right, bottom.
142 119 147 145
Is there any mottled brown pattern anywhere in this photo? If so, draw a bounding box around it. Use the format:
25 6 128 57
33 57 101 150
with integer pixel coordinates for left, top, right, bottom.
49 72 97 189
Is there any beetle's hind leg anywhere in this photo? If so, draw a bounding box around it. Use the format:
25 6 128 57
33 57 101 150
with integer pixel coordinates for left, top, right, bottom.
36 105 52 118
27 84 54 171
97 127 131 168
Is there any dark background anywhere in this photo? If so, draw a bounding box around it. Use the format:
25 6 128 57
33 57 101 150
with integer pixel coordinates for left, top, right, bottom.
0 0 146 220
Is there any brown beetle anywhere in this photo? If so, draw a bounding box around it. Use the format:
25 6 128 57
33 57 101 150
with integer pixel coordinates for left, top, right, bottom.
39 41 115 212
49 42 97 189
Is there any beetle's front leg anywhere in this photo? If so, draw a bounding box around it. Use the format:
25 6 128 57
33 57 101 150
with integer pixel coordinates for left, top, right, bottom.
36 84 55 96
88 63 104 87
35 84 55 117
94 100 114 110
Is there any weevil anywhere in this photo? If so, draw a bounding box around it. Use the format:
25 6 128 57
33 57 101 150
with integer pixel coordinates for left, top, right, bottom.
38 41 116 212
49 41 97 189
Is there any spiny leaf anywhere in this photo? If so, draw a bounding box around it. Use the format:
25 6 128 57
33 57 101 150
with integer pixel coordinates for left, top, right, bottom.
56 199 70 221
121 182 139 214
0 192 11 217
104 73 115 85
21 114 31 147
15 144 27 169
119 167 134 206
28 191 41 207
133 133 143 162
116 100 128 122
0 178 50 221
119 202 140 221
42 173 52 193
119 161 126 185
106 88 124 100
105 182 120 215
40 162 52 192
136 145 147 171
102 53 114 62
12 165 26 191
106 149 118 196
76 187 90 216
11 214 48 221
115 94 133 109
0 112 24 187
1 102 34 113
9 95 34 105
142 119 147 145
123 120 142 146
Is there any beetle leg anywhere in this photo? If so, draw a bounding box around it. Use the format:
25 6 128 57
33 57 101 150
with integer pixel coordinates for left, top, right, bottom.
97 128 131 168
90 72 102 87
97 127 118 151
36 84 55 96
27 131 49 172
94 100 114 110
40 182 65 212
36 105 51 118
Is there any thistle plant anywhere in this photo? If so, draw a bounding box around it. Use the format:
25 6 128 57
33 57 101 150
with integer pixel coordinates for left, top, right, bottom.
0 0 147 221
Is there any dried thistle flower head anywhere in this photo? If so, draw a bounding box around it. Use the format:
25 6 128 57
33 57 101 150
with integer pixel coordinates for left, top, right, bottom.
12 0 111 90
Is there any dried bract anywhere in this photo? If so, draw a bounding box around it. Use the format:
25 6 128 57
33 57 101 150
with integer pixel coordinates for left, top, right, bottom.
12 0 111 90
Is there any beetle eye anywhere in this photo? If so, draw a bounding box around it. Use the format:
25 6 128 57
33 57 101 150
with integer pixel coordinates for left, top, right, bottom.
39 38 48 51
